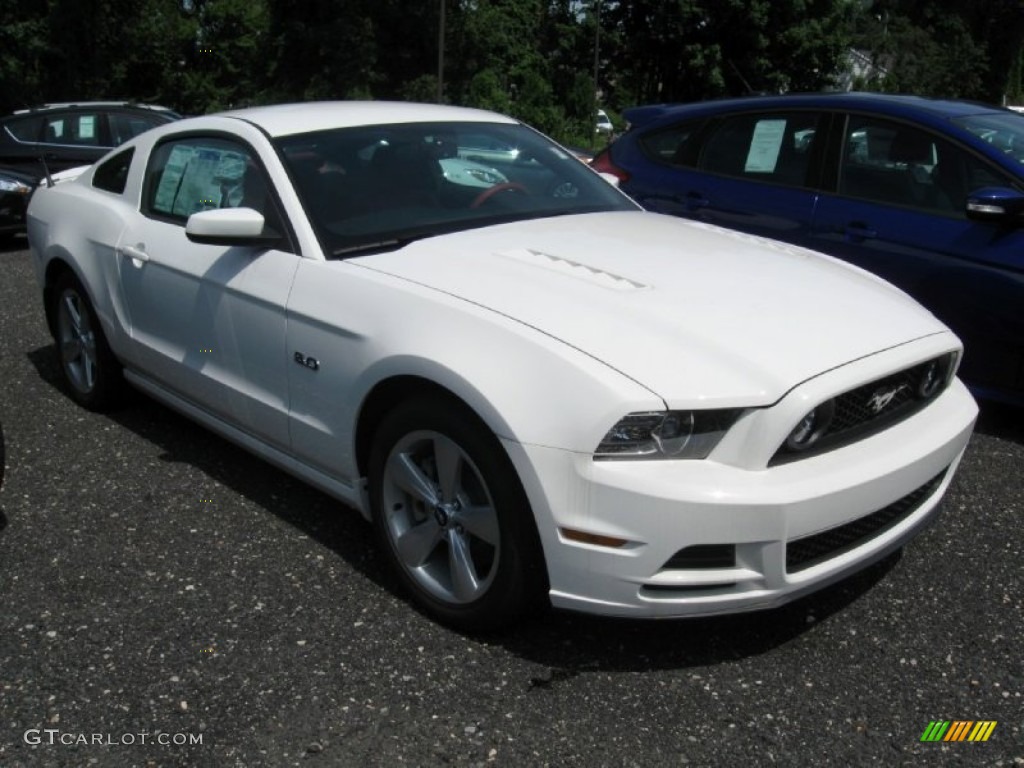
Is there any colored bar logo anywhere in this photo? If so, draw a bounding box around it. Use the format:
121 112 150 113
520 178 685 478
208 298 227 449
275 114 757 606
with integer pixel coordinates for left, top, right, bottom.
920 721 997 742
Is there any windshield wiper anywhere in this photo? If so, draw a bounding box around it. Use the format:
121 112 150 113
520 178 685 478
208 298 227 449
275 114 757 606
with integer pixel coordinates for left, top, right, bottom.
330 228 454 258
331 237 415 258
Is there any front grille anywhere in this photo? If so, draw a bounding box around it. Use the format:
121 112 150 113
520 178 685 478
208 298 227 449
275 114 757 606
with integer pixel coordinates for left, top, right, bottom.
786 468 947 573
771 354 954 465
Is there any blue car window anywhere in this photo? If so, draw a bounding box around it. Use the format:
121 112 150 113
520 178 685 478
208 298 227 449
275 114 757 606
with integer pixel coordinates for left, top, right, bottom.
840 116 1011 215
699 112 822 188
638 120 706 166
952 113 1024 164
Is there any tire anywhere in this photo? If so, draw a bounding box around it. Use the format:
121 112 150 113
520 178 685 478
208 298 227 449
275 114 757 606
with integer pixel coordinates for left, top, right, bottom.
368 396 547 632
50 272 124 411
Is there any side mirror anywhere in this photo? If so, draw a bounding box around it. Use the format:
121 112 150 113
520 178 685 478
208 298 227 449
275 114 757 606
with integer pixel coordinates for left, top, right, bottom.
185 207 281 246
965 186 1024 225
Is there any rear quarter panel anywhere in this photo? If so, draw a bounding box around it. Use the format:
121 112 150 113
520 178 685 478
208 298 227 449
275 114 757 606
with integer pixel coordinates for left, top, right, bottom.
27 178 135 354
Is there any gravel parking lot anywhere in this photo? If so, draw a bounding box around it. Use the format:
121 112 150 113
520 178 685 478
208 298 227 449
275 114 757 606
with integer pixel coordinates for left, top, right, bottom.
1 239 1021 767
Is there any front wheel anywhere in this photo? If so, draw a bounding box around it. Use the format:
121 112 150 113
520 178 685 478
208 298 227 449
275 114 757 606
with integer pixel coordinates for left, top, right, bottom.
50 272 123 411
368 396 546 632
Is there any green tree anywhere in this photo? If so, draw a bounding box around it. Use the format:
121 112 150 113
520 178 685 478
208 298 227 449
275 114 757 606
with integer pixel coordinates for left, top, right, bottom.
264 0 378 101
607 0 851 104
0 0 48 113
853 2 987 99
179 0 269 112
853 0 1024 103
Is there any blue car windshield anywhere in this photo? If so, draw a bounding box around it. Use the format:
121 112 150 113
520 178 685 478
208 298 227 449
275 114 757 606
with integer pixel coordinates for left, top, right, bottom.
952 112 1024 163
274 121 636 257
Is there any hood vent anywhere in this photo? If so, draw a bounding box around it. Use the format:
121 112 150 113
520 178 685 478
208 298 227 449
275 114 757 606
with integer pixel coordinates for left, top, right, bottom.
499 248 648 292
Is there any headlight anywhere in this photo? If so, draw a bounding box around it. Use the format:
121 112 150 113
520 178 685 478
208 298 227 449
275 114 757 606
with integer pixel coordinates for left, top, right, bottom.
595 410 742 460
0 179 31 194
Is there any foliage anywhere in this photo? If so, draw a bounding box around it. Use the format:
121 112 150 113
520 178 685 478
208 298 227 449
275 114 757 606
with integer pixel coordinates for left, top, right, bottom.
1 0 1023 145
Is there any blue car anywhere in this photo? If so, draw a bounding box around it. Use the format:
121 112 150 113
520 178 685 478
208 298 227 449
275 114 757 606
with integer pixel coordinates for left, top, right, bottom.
593 93 1024 406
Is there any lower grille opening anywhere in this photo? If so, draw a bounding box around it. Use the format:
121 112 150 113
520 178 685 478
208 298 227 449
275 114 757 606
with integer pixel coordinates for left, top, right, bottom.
662 544 736 570
786 468 948 573
641 583 738 596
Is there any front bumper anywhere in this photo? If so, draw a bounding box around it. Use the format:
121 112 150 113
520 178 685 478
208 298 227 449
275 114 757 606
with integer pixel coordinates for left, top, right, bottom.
505 347 978 619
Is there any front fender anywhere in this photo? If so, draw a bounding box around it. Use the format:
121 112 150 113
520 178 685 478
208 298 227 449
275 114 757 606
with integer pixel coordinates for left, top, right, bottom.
284 258 663 485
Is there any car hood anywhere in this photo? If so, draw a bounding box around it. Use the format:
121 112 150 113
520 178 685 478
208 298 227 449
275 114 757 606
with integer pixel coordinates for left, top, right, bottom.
0 166 39 186
355 211 948 406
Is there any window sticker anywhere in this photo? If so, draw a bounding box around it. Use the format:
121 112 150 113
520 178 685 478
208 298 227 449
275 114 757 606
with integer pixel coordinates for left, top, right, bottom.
745 119 786 173
153 144 248 218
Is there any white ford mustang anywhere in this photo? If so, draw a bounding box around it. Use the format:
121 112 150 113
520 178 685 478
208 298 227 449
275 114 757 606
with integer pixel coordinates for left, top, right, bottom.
27 102 978 631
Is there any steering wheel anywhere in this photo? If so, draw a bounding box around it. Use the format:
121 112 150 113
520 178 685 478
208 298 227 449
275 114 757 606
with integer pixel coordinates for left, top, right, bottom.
471 182 528 208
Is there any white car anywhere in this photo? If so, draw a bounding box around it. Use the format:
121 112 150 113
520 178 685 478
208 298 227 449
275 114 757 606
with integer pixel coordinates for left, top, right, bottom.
27 101 977 631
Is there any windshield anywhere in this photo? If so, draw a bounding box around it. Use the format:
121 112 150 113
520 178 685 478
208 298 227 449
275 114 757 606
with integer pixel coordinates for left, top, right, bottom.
274 121 636 257
952 112 1024 163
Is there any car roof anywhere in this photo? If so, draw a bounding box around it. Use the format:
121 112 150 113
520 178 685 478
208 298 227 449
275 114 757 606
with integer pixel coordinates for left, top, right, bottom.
623 92 1009 129
11 101 178 115
218 101 519 138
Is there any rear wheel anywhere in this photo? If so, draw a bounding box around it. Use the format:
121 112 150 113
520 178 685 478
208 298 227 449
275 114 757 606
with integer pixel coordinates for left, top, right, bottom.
51 272 123 411
368 396 546 632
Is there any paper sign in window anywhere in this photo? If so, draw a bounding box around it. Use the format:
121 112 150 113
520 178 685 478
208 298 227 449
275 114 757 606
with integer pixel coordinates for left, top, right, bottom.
153 145 248 218
745 119 786 173
78 116 97 140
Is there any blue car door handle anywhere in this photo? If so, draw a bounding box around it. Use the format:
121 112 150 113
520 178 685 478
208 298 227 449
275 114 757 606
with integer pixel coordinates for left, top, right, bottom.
843 221 877 241
684 191 710 209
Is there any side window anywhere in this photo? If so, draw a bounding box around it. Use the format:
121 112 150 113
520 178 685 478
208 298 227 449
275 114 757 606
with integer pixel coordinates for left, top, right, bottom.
144 136 276 226
4 116 42 142
43 113 102 146
699 112 822 187
109 113 164 145
93 148 135 194
935 144 1010 213
839 116 1007 215
638 120 706 167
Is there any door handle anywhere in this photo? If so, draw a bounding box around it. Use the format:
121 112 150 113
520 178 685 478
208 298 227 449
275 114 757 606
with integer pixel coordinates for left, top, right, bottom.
119 244 150 263
683 191 710 209
843 221 877 241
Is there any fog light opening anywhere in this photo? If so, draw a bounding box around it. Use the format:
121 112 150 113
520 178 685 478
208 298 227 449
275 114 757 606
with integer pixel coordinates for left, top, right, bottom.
785 400 836 451
917 357 947 398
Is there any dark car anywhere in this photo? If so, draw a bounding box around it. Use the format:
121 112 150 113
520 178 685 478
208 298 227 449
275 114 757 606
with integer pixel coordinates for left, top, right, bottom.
593 93 1024 406
0 102 180 178
0 166 36 241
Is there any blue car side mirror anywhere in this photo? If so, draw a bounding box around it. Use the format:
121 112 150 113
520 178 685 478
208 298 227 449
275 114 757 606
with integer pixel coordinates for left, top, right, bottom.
966 186 1024 224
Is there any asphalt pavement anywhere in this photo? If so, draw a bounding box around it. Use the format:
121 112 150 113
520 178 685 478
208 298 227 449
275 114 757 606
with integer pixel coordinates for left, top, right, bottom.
0 239 1021 767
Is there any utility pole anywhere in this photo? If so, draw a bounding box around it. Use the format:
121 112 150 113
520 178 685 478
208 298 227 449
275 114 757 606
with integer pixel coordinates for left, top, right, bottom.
437 0 446 103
